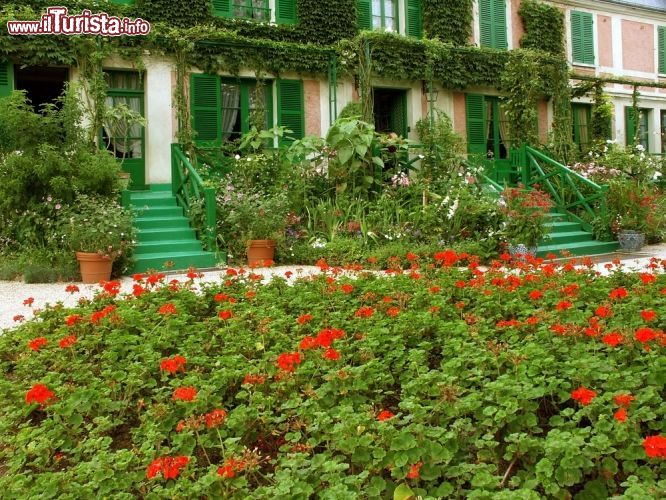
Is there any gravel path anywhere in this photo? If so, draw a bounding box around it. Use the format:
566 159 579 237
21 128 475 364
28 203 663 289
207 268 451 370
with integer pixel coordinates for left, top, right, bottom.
2 245 666 332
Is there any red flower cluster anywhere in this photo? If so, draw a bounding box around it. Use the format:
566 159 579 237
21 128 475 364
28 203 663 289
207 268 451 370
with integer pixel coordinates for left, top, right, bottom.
377 410 395 421
614 394 635 407
571 386 596 406
640 309 657 322
218 457 246 478
91 305 117 324
159 303 177 315
323 348 341 360
23 297 34 307
65 284 80 294
102 281 121 296
643 435 666 458
65 314 82 327
146 455 189 480
28 337 48 351
406 461 423 479
276 352 302 372
205 408 228 429
595 305 612 318
160 355 187 375
296 314 312 325
386 307 400 318
609 287 628 300
602 332 623 347
354 306 374 318
341 284 354 294
173 386 197 402
59 335 77 349
25 383 56 406
243 374 266 385
218 310 233 320
635 327 657 344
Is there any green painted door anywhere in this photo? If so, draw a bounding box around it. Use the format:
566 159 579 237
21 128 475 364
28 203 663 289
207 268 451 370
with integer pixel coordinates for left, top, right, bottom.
103 71 146 190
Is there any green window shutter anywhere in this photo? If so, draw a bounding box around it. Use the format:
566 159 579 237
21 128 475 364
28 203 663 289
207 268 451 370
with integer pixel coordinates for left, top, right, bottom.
571 11 594 64
405 0 422 39
390 92 408 137
658 26 666 75
265 83 274 130
0 61 13 98
357 0 372 30
277 79 304 142
212 0 232 18
479 0 493 48
492 0 508 50
466 94 487 154
625 107 636 146
191 74 221 144
276 0 297 25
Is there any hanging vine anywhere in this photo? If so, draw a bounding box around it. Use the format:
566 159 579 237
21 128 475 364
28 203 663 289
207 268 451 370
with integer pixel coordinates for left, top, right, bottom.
591 82 612 143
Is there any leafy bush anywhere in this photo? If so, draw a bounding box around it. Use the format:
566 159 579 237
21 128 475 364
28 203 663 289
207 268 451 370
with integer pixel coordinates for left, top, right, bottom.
1 255 665 498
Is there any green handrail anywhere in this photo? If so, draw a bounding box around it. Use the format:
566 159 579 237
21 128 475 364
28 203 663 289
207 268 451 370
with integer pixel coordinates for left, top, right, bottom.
171 143 217 253
518 144 608 231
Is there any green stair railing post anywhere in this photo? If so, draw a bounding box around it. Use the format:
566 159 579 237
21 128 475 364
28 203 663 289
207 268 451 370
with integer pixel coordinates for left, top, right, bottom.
203 187 217 252
171 143 179 197
520 144 529 186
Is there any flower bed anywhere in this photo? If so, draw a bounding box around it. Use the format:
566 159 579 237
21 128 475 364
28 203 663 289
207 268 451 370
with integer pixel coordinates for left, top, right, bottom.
1 254 665 498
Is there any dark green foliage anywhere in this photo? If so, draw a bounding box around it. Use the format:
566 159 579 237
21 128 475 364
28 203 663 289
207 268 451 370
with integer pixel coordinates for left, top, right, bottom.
294 0 357 45
138 0 210 27
519 0 565 55
22 264 60 284
422 0 472 45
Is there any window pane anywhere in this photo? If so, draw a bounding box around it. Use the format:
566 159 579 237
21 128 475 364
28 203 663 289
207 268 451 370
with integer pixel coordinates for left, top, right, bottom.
384 0 394 17
385 16 395 32
372 0 381 15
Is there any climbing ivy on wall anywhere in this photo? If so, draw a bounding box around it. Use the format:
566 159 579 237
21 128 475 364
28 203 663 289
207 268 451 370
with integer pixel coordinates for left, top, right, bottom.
518 0 565 55
422 0 472 45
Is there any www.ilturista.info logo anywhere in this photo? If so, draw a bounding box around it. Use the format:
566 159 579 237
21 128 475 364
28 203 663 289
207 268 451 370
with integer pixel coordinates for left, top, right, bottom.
6 7 151 36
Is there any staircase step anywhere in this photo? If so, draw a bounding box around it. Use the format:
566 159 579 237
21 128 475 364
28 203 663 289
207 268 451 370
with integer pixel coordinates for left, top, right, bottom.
544 213 569 222
129 192 178 207
135 216 191 230
537 240 619 258
133 251 217 273
137 227 197 242
543 231 595 245
134 240 203 255
546 221 583 233
149 184 172 192
132 206 183 218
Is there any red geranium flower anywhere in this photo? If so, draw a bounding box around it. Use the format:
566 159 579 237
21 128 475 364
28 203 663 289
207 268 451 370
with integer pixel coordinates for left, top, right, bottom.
341 284 354 294
205 409 227 429
602 332 623 347
133 284 146 297
377 410 395 421
59 335 77 349
614 394 635 407
242 374 266 385
28 337 48 351
277 352 302 372
65 284 80 294
297 314 313 325
354 306 374 318
595 305 612 318
609 287 628 300
406 461 423 479
218 457 246 478
614 408 628 423
299 336 317 350
65 314 82 327
218 310 233 320
23 297 34 307
13 315 25 323
643 435 666 458
173 387 197 402
25 383 56 406
159 303 177 315
160 355 187 374
571 386 596 406
322 348 340 361
146 455 190 480
529 290 543 300
640 310 657 322
387 307 400 317
635 327 657 344
556 300 573 311
639 273 657 285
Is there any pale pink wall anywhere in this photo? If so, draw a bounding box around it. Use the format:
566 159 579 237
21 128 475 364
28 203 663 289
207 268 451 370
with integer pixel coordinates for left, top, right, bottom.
512 0 525 49
538 100 548 143
622 20 654 73
597 15 613 67
303 80 321 137
453 92 466 138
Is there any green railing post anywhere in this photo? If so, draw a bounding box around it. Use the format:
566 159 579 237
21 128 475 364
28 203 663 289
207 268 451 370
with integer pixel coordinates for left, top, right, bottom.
171 143 178 196
520 144 529 186
204 187 216 252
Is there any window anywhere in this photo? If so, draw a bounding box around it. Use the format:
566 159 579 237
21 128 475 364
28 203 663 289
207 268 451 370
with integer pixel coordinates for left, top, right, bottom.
358 0 421 37
658 26 666 75
212 0 297 24
625 107 649 150
479 0 508 50
572 103 592 153
571 11 594 65
191 75 304 145
103 71 144 161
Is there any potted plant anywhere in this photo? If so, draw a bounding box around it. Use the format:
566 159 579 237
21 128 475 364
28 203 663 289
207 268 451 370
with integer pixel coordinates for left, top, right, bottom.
606 179 660 252
499 186 554 259
221 188 288 266
60 194 135 283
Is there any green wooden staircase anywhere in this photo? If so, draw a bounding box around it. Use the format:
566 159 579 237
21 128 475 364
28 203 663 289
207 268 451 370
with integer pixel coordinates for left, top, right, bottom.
538 212 618 257
126 185 217 273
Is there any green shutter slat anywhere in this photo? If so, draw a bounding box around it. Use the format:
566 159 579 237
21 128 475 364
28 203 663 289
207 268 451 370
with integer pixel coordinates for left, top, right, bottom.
265 84 274 130
466 94 487 154
276 0 297 25
277 79 304 142
191 74 221 144
0 61 13 98
357 0 372 30
479 0 493 48
390 92 407 137
658 26 666 75
406 0 422 39
625 107 636 146
571 11 582 63
582 12 594 64
212 0 232 18
493 0 508 50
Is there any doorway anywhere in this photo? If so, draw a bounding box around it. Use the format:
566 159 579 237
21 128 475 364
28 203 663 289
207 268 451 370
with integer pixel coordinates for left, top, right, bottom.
373 88 407 137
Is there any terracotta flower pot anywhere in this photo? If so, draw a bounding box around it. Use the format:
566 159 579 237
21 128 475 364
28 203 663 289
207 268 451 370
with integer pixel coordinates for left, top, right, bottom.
246 240 276 266
76 252 113 284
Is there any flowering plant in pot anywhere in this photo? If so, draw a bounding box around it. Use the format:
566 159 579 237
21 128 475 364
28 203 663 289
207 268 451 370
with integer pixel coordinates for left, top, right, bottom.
219 186 288 265
499 186 554 258
59 194 135 282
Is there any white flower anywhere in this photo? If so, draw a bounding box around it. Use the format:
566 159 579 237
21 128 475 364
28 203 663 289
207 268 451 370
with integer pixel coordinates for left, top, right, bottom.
311 238 326 249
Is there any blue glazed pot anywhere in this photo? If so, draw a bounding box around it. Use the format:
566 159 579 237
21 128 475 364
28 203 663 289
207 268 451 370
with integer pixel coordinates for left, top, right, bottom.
617 230 645 252
508 243 538 261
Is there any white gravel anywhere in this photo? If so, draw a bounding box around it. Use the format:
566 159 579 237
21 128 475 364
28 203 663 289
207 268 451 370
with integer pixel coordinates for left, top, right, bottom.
2 246 666 332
